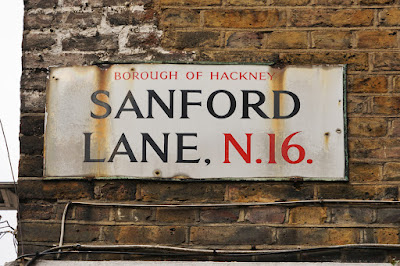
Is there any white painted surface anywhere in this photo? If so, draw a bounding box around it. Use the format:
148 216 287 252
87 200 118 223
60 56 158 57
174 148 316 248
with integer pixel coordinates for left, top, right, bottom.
45 64 345 181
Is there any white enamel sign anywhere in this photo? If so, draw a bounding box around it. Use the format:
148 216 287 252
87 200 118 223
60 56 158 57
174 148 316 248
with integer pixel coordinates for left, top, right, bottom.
44 64 347 181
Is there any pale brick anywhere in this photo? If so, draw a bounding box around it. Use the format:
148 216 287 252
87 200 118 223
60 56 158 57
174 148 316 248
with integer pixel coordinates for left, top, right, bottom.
289 207 327 224
348 76 388 93
380 8 400 26
357 30 398 49
348 117 387 137
265 31 308 49
312 31 352 49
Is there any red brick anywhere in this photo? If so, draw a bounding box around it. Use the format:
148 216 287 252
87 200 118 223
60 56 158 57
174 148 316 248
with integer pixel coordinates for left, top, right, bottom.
204 9 286 28
348 117 387 137
357 30 398 49
290 9 374 27
245 206 286 224
348 75 388 93
190 226 274 245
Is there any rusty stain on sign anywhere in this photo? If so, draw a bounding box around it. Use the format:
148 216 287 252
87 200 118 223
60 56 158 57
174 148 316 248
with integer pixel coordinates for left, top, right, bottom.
44 63 347 181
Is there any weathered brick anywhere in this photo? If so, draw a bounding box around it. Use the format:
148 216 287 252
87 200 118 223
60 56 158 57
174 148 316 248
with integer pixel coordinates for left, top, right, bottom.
102 0 152 6
383 163 400 181
204 9 286 28
24 12 59 30
200 50 279 63
329 207 374 224
18 155 43 177
163 31 220 49
64 10 102 29
270 0 310 5
348 117 387 137
373 96 400 115
226 184 314 202
23 33 56 51
277 228 359 245
200 208 240 223
356 30 398 49
20 202 56 220
245 206 286 224
126 32 160 49
225 32 263 48
390 119 400 137
21 91 46 113
343 249 386 263
116 225 186 244
20 135 44 155
138 183 225 202
317 184 377 200
41 181 94 200
94 181 136 201
20 115 44 136
160 0 221 5
226 0 266 5
21 70 48 91
279 52 369 71
190 226 274 245
289 207 327 224
62 34 118 52
113 208 153 222
21 222 60 242
347 95 370 114
312 31 352 49
64 224 104 243
377 208 400 224
74 206 110 221
348 75 388 93
313 0 355 5
107 9 155 26
24 0 58 9
374 53 400 71
349 139 400 160
160 9 200 28
374 228 399 244
349 163 382 182
379 8 400 26
290 9 374 27
156 208 197 223
265 31 308 49
360 0 394 4
23 52 101 69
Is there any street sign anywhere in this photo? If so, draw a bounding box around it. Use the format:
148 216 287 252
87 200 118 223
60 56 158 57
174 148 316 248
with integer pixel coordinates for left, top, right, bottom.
44 64 346 181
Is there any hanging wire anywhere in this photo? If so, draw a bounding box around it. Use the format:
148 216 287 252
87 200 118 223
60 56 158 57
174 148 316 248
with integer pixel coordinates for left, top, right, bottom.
0 118 23 254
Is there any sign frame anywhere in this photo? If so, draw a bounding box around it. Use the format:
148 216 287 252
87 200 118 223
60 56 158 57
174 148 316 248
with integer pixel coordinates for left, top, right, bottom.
43 61 349 182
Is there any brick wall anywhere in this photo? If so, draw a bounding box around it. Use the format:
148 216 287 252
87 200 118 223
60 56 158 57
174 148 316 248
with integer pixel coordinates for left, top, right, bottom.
19 0 400 262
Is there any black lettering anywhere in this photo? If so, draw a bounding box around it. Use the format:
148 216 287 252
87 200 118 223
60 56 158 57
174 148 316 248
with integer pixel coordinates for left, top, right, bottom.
108 133 137 162
147 90 174 118
207 90 236 119
115 90 144 119
242 90 269 119
176 133 200 163
83 132 105 162
273 90 300 119
91 90 111 119
181 90 202 119
142 133 169 162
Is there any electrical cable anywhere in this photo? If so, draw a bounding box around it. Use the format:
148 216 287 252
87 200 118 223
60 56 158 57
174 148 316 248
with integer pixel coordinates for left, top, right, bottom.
0 118 23 254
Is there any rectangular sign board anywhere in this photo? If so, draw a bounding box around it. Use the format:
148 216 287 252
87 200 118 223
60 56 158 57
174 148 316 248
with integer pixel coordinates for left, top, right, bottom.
44 64 347 181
